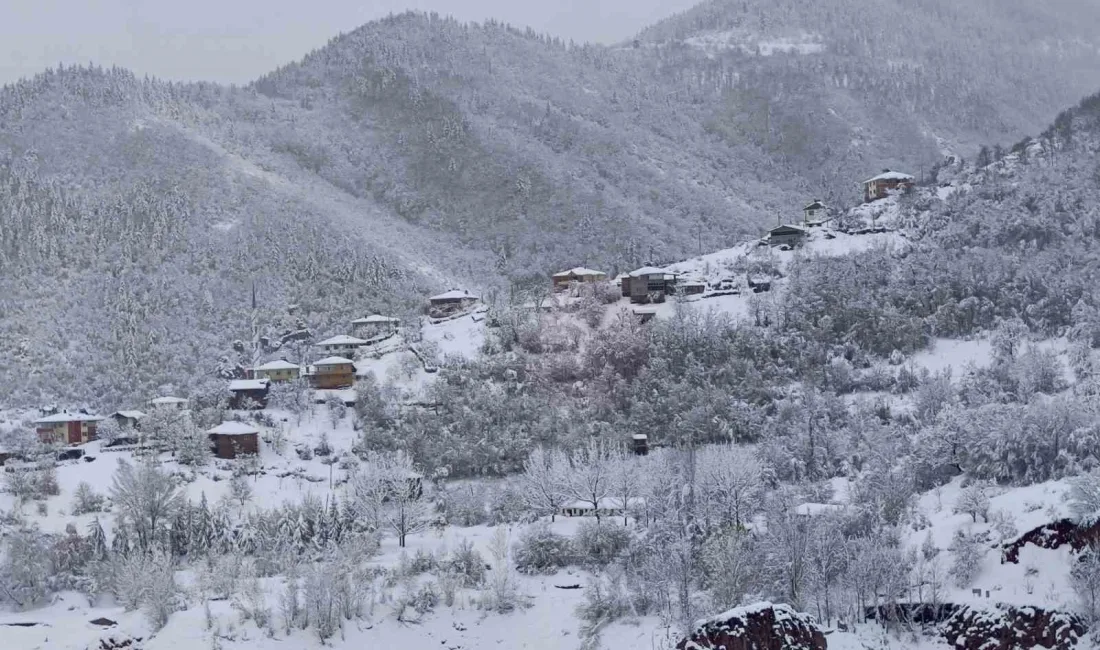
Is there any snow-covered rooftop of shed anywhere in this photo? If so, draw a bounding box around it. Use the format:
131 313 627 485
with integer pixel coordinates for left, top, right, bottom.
552 267 606 278
313 356 355 366
254 359 300 371
150 396 188 405
793 502 846 516
429 289 478 301
207 421 259 436
804 200 827 210
229 379 269 391
34 412 104 424
351 314 399 324
863 170 914 183
112 410 145 420
317 334 368 346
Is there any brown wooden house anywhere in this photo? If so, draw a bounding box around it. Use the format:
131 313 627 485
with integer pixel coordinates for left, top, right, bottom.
309 356 356 389
621 267 678 303
862 169 915 203
34 412 103 446
552 267 608 291
229 378 270 410
428 290 479 317
206 421 260 459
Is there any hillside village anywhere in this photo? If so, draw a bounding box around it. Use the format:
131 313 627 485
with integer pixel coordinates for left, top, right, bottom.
11 167 919 465
6 159 1075 650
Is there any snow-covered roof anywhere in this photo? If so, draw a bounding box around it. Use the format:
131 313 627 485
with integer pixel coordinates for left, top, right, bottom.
793 502 846 517
632 433 648 440
34 412 104 424
552 267 606 278
150 396 188 405
351 314 399 324
229 379 269 392
254 359 299 371
313 356 355 366
633 307 658 315
429 289 478 302
317 334 368 347
562 497 646 510
770 224 807 233
112 410 146 420
862 170 914 184
803 200 827 210
628 266 669 277
207 421 259 436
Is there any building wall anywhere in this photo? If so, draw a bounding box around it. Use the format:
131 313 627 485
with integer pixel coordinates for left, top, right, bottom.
311 365 355 389
37 421 97 446
257 368 299 382
212 433 259 459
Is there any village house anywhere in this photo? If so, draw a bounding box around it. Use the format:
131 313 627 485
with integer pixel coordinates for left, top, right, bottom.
149 396 189 411
34 412 103 446
551 267 608 291
252 359 300 383
428 289 479 318
793 502 848 519
229 378 270 410
862 169 915 203
110 410 145 429
351 314 400 337
621 266 678 303
560 497 646 519
206 421 260 459
768 224 808 248
632 433 649 456
316 335 368 357
680 279 706 296
803 200 828 225
309 356 356 389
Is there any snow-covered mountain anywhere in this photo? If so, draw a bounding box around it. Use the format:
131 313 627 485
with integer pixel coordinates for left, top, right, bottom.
5 1 1100 406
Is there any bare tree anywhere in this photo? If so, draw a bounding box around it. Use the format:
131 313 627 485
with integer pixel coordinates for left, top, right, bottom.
349 451 429 547
697 444 764 529
109 458 184 552
566 439 617 525
518 447 569 521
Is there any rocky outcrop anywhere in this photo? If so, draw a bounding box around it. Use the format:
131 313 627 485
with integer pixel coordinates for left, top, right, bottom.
676 602 827 650
942 604 1085 650
1002 518 1100 564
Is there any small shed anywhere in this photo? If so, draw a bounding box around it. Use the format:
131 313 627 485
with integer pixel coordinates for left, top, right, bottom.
229 378 270 410
428 290 479 317
252 359 300 383
793 503 847 519
149 396 189 411
680 279 706 296
862 169 915 203
803 200 828 224
633 307 658 324
110 410 145 429
552 267 608 291
315 335 368 357
309 356 356 389
768 224 807 248
206 422 260 459
559 497 646 518
632 433 649 456
351 314 400 336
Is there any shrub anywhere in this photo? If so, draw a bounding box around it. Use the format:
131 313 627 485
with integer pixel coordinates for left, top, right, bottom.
445 539 486 587
514 521 573 574
71 481 105 515
440 484 489 527
573 520 632 567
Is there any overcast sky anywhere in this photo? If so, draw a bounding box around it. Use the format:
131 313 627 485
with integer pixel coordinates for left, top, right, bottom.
2 0 699 85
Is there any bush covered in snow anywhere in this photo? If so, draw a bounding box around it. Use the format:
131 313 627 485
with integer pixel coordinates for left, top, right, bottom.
514 521 573 574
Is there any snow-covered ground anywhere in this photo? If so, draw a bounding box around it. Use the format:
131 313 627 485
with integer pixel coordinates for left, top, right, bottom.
682 29 825 57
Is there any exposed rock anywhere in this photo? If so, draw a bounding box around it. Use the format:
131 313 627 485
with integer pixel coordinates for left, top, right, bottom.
942 604 1085 650
97 634 142 649
89 617 117 627
1002 518 1100 564
676 602 826 650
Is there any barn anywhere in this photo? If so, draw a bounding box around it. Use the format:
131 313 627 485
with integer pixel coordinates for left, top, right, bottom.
206 422 260 459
